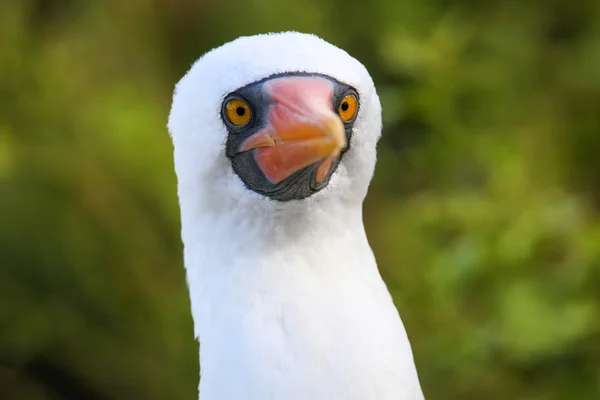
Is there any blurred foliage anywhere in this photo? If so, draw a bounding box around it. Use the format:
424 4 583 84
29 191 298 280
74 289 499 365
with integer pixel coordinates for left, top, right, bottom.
1 0 599 399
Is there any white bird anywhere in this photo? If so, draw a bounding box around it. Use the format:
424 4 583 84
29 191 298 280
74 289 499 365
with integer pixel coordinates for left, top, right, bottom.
167 31 424 400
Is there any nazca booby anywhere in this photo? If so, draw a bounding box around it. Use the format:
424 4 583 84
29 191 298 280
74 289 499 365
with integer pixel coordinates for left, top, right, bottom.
168 32 424 400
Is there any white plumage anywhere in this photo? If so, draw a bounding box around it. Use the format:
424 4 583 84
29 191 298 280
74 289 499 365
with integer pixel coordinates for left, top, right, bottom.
168 32 424 400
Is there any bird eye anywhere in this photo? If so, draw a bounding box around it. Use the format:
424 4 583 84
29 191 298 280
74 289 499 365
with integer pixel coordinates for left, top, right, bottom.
224 98 252 126
338 93 358 122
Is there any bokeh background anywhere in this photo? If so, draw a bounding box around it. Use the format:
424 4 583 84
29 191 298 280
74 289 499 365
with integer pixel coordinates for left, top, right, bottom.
2 0 600 399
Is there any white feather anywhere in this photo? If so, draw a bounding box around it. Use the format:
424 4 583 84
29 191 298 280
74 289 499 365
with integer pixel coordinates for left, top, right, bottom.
168 31 424 400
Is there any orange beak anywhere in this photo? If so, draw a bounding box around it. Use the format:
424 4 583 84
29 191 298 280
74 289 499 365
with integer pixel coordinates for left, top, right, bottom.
238 77 346 184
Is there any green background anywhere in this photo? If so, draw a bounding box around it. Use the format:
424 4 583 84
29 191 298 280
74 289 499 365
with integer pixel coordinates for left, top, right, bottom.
2 0 600 398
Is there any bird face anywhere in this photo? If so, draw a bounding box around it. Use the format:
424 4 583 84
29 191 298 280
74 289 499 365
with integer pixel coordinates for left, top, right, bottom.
223 73 360 201
168 32 382 211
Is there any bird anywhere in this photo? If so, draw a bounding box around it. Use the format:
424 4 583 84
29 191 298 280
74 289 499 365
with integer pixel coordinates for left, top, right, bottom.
167 31 424 400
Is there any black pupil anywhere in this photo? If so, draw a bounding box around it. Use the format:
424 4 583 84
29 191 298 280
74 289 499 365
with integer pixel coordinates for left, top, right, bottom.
236 106 246 117
341 101 349 112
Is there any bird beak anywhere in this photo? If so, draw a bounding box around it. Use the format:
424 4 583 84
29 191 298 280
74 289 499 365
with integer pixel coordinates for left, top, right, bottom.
238 77 346 184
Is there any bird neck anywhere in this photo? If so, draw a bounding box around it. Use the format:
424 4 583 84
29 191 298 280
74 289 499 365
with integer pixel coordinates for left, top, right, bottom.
179 197 421 400
180 195 380 328
180 192 367 260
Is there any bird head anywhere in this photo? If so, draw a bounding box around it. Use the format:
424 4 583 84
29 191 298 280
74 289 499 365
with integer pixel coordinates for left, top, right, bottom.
168 32 381 216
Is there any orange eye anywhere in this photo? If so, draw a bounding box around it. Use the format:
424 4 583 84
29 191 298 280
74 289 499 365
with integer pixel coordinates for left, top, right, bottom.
225 98 252 126
338 93 358 122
